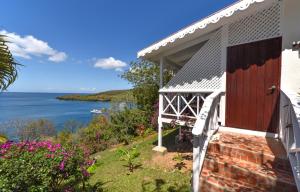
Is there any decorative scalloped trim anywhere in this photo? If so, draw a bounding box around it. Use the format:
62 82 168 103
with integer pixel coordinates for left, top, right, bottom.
137 0 265 58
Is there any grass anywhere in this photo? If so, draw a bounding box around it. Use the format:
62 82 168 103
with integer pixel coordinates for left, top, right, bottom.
88 130 191 192
56 89 134 102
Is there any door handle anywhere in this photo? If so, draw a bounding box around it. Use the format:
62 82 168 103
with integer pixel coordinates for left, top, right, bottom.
268 85 276 91
268 85 276 94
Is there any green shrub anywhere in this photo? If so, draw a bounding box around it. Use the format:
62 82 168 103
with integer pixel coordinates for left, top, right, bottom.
173 153 186 171
56 130 75 146
117 146 140 173
110 108 150 144
72 108 152 154
0 141 94 191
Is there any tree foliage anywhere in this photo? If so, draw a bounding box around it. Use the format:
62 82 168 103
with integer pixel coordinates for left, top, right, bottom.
121 59 172 112
0 35 19 91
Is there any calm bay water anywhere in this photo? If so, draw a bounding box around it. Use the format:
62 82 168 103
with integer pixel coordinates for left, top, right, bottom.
0 92 110 137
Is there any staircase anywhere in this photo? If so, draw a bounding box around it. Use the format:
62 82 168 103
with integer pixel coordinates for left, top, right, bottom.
199 131 297 192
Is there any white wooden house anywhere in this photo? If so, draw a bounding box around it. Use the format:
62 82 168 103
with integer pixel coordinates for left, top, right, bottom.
138 0 300 191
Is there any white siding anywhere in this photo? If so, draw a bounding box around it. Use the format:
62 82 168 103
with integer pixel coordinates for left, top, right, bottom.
281 0 300 94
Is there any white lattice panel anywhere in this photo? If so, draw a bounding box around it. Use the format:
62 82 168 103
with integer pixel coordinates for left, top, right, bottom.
228 3 281 46
161 30 222 91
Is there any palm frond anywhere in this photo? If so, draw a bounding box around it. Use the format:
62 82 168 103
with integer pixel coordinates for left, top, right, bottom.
0 35 19 91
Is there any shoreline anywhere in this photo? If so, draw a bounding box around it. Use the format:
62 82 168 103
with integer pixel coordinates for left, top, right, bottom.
56 89 133 102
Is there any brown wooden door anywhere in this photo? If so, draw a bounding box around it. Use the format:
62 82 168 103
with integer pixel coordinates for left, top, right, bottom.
226 37 282 133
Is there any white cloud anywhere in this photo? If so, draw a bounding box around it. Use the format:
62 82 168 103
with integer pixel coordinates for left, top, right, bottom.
94 57 127 71
0 30 67 63
48 52 67 62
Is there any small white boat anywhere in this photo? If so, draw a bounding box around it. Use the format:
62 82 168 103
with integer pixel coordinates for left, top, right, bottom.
91 109 102 114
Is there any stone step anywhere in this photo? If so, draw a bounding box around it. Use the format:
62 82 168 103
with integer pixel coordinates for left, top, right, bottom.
200 170 266 192
202 153 297 192
199 131 297 192
207 132 292 172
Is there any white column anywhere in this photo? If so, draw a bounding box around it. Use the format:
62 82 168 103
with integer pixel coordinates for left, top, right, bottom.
154 57 166 153
158 57 164 147
220 25 228 126
159 57 164 88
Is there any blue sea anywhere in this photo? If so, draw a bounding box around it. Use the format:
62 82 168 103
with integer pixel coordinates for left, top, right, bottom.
0 92 110 137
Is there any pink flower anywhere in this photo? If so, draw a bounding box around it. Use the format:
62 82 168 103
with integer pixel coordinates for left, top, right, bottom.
0 142 12 150
0 149 7 154
81 169 90 177
64 186 74 192
59 161 65 171
28 146 34 152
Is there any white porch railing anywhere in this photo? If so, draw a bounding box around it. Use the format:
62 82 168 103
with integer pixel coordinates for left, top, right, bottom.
191 90 224 192
279 91 300 191
160 91 211 121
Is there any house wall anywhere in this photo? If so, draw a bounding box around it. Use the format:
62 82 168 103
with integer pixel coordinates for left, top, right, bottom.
281 0 300 94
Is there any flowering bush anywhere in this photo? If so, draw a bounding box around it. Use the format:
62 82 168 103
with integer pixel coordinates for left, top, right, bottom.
0 141 95 191
77 115 112 153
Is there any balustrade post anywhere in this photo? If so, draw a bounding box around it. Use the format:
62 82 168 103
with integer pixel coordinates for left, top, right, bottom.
177 94 180 119
158 93 163 147
192 135 200 192
197 95 200 115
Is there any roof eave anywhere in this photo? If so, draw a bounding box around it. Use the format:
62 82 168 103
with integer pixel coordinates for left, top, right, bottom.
137 0 268 59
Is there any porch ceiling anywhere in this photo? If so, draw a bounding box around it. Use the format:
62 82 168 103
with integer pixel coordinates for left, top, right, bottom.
166 41 207 67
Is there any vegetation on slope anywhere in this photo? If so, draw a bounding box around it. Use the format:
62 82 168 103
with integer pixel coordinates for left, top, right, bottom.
56 89 134 102
89 130 191 192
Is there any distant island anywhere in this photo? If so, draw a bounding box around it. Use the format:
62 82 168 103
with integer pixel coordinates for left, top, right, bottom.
56 89 134 102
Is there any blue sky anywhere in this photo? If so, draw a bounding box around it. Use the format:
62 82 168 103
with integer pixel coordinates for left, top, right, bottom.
1 0 235 93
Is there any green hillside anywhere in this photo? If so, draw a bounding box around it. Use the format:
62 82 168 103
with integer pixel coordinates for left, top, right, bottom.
56 89 134 102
